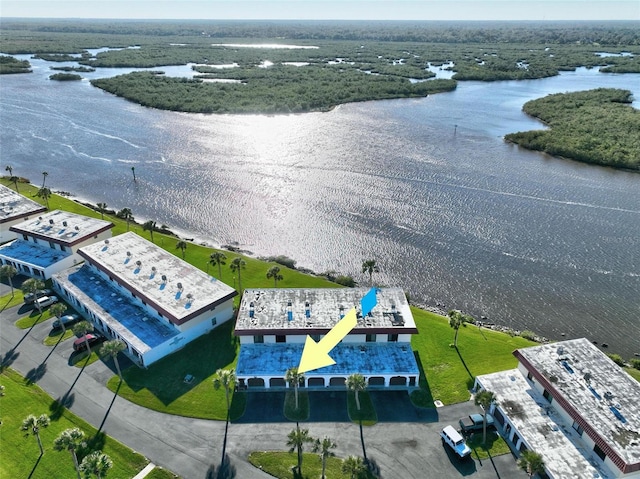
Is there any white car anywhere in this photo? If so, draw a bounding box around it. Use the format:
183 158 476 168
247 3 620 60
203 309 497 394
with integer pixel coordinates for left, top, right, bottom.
440 425 471 458
34 295 58 309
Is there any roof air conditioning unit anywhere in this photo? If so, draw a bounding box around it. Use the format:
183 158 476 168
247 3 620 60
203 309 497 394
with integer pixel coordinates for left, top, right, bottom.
49 219 54 224
177 282 183 291
63 221 68 227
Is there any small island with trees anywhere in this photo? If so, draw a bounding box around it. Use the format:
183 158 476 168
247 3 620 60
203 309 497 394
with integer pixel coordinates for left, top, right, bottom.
0 55 31 74
505 88 639 171
49 72 83 81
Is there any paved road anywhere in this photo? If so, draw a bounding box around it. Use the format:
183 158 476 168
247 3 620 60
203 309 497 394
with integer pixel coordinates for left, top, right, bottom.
1 288 528 479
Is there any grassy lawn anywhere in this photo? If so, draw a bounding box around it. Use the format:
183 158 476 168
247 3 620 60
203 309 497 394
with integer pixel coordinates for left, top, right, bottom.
625 367 640 382
347 391 377 425
410 307 536 406
0 290 25 311
0 368 150 479
106 321 246 420
467 430 512 460
249 451 374 479
15 308 54 329
70 349 101 368
284 390 310 422
145 467 181 479
43 328 74 346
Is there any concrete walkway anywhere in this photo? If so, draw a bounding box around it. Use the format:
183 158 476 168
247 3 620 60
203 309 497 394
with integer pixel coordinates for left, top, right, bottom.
1 292 528 479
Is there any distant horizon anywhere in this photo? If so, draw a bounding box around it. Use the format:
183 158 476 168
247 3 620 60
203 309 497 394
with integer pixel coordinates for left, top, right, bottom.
1 1 638 21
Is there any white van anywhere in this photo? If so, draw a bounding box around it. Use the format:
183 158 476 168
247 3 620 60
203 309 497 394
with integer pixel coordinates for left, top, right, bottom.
440 425 471 458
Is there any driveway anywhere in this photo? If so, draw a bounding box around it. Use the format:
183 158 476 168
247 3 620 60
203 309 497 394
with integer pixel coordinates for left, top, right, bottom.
1 298 528 479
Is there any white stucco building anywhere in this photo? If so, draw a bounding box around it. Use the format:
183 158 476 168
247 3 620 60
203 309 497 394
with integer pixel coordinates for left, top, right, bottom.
476 338 640 479
52 232 237 367
0 209 113 279
0 185 48 244
234 288 420 390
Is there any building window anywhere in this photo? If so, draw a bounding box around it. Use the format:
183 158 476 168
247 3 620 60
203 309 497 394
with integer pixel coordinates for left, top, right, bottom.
93 235 98 239
23 234 28 241
211 317 217 326
388 334 398 342
276 335 286 343
543 389 553 403
527 371 533 381
572 421 584 436
593 444 606 461
311 334 321 342
366 334 376 342
49 242 55 249
254 335 264 344
157 311 163 317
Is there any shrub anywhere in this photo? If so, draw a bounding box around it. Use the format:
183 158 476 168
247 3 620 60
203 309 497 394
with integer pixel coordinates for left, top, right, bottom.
607 353 625 367
335 275 356 287
629 358 640 370
520 330 537 341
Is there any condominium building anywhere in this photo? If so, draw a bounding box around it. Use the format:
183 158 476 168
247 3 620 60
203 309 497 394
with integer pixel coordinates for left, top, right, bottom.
476 338 640 479
52 232 237 367
0 184 48 244
234 287 420 390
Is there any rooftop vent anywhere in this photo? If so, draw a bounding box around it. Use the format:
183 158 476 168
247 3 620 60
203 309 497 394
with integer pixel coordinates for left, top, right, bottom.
38 216 43 220
135 260 142 267
104 239 109 244
63 221 68 227
177 282 183 291
151 266 156 272
186 293 193 303
49 219 54 224
161 274 167 282
249 301 255 318
127 251 132 257
75 226 79 231
557 346 564 355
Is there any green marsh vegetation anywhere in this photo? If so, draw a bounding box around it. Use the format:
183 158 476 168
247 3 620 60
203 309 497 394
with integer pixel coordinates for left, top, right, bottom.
506 88 640 170
49 72 82 81
0 54 31 74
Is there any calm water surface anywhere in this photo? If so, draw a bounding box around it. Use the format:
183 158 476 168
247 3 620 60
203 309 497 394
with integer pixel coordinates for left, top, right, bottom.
1 55 639 357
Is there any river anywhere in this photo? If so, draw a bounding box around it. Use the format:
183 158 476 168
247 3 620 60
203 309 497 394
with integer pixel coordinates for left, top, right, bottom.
1 53 639 358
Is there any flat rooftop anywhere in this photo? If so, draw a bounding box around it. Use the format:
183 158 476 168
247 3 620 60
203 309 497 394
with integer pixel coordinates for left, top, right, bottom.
236 342 419 378
516 338 640 467
0 185 47 225
10 210 113 246
78 232 237 324
0 239 71 268
235 288 417 335
478 370 613 479
56 265 178 353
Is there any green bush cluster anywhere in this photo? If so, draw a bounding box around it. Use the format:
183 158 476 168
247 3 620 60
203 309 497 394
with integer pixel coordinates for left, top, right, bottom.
0 55 31 74
49 72 82 81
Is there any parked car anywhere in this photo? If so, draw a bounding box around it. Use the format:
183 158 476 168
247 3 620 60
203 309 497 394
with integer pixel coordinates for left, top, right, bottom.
441 425 471 458
34 295 58 309
458 413 495 435
73 333 106 352
23 289 53 305
52 314 81 330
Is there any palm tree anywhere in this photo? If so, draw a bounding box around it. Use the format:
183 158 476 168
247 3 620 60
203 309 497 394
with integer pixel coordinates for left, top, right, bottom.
518 450 545 478
73 321 94 355
312 436 337 479
96 203 108 220
53 427 85 479
346 373 367 411
0 265 17 297
142 220 156 243
37 187 52 210
213 368 237 420
41 171 48 188
342 455 366 479
286 426 313 475
5 165 12 177
101 340 126 381
448 309 473 348
208 251 226 278
22 278 45 313
229 257 246 292
131 166 137 182
361 259 379 286
49 302 68 332
176 240 187 259
21 413 50 455
80 451 112 479
266 265 284 287
285 367 304 410
474 389 497 445
116 208 133 231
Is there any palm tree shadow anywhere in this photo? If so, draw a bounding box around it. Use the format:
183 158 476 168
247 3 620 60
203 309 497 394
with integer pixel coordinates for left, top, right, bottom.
486 449 502 479
25 362 47 385
455 347 475 382
49 390 75 420
359 419 368 462
98 380 121 433
27 453 43 479
205 454 236 479
0 348 20 371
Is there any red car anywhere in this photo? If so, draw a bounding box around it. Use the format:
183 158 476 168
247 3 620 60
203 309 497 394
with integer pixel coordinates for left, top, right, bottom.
73 333 106 352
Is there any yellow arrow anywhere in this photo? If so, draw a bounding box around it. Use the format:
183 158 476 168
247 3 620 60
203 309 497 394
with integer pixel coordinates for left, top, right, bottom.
298 308 358 373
